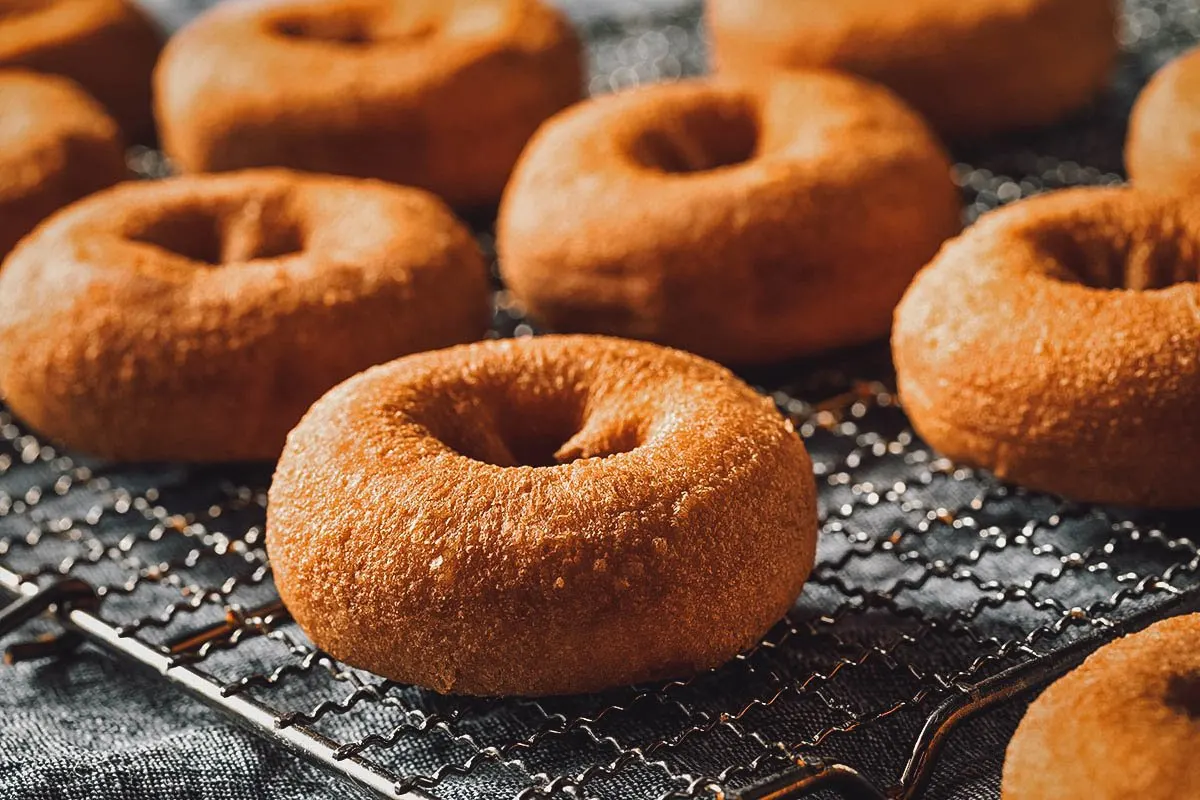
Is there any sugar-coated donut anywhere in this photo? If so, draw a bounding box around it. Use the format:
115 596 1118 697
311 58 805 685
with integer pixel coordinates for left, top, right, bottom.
1127 46 1200 195
0 169 489 462
267 335 819 696
0 70 126 256
498 73 960 365
155 0 583 209
893 187 1200 507
0 0 162 138
1002 613 1200 800
707 0 1119 139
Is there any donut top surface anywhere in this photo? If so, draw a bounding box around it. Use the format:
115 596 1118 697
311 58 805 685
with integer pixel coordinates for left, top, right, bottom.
0 0 128 55
0 69 122 202
1127 45 1200 195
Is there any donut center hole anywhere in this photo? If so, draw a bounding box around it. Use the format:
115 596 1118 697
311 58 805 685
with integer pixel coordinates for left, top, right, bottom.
126 204 305 266
1038 226 1200 290
629 96 759 174
274 11 439 46
1165 672 1200 718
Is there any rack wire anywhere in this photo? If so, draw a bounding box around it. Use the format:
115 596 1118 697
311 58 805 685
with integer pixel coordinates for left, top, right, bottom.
3 1 1200 798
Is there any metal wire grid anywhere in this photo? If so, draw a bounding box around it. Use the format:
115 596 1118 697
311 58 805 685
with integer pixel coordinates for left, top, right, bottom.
3 1 1200 798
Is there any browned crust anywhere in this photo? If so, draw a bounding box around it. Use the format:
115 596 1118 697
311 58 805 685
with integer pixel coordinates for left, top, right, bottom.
0 169 490 461
1002 613 1200 800
154 0 583 209
266 335 819 696
497 73 961 365
892 187 1200 507
0 69 126 256
0 0 162 139
1127 46 1200 196
707 0 1119 139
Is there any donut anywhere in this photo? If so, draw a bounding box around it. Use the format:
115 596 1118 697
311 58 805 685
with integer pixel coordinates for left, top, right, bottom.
497 73 960 365
0 0 162 138
154 0 583 209
0 169 490 462
1127 46 1200 195
707 0 1120 139
266 335 819 696
1002 613 1200 800
0 70 126 256
892 187 1200 507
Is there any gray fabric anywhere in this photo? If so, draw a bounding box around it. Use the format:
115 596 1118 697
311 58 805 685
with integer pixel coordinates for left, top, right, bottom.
3 1 1199 799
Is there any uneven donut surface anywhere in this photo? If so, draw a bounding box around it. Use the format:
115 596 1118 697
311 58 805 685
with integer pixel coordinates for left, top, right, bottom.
707 0 1119 138
0 70 126 256
1002 613 1200 800
893 187 1200 507
498 73 960 365
0 0 162 137
267 335 819 696
155 0 582 208
1127 45 1200 195
0 169 489 462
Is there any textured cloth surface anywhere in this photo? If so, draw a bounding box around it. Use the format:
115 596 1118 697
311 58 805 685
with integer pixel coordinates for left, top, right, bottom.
2 1 1198 800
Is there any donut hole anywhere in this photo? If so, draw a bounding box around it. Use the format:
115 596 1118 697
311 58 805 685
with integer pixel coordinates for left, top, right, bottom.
628 96 759 174
273 10 439 46
1036 224 1200 290
125 203 306 266
1166 672 1200 718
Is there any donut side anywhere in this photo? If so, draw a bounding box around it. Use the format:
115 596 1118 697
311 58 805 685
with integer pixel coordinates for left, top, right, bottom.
1127 46 1200 196
0 70 127 256
0 170 490 461
267 335 819 695
1002 613 1200 800
892 187 1200 506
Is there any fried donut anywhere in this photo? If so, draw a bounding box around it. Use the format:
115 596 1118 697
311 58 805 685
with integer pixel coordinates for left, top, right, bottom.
154 0 583 209
707 0 1119 139
893 187 1200 507
1127 46 1200 195
0 0 162 138
497 73 960 365
0 70 126 256
1002 613 1200 800
267 335 819 696
0 169 489 462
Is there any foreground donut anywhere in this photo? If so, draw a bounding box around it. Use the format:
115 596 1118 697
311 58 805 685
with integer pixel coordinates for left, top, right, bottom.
498 74 960 365
0 0 162 137
893 187 1200 507
155 0 582 209
1002 613 1200 799
1127 46 1200 195
707 0 1119 138
267 335 818 696
0 70 126 256
0 169 489 462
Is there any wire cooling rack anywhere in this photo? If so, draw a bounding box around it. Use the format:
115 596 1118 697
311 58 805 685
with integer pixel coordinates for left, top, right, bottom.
3 1 1200 798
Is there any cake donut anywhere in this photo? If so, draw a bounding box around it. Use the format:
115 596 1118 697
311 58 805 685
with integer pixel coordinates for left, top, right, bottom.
707 0 1119 138
1002 613 1200 800
267 335 819 696
155 0 583 209
1127 46 1200 196
498 73 960 365
0 70 126 256
892 187 1200 507
0 169 489 462
0 0 162 138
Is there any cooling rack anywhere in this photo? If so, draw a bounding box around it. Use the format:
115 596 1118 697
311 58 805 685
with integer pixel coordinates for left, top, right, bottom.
3 1 1200 799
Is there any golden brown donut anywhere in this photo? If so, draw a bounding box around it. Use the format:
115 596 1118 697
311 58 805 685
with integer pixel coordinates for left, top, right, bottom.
154 0 583 209
0 0 162 138
497 73 960 365
267 335 819 696
1002 613 1200 800
0 169 489 462
0 70 126 256
707 0 1120 139
1127 46 1200 195
893 187 1200 507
